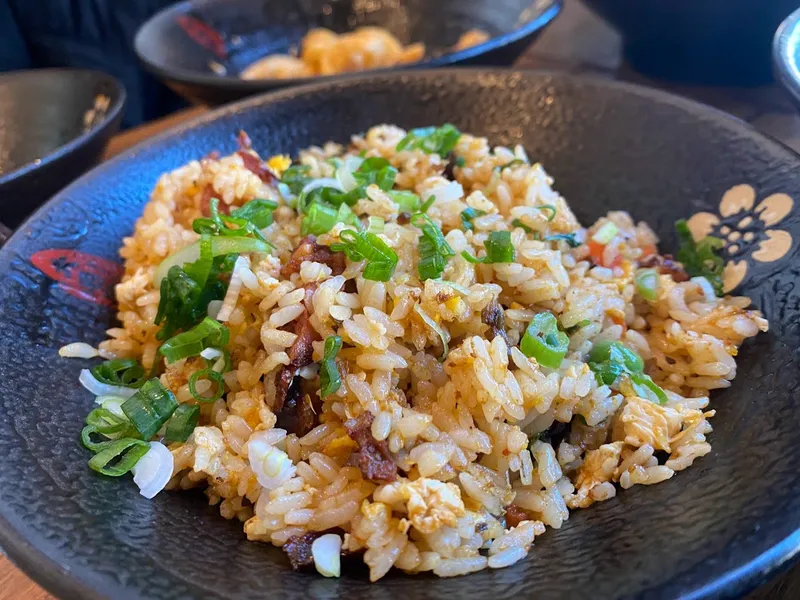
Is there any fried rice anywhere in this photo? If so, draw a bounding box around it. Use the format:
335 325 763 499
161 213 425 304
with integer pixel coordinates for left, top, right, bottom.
73 124 768 581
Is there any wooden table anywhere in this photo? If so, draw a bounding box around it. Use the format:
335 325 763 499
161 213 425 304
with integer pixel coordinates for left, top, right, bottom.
4 1 800 598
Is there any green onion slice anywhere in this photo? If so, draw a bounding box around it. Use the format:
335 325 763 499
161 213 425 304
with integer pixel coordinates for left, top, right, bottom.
413 213 454 281
460 207 486 231
121 379 179 440
419 195 436 214
319 336 343 397
154 236 271 285
188 368 225 403
88 438 150 477
367 216 385 234
301 202 339 236
330 229 398 282
519 312 570 369
90 359 146 389
461 231 516 264
86 407 131 436
396 124 462 156
281 164 312 195
588 341 644 373
635 268 659 302
231 198 278 229
160 317 230 364
81 425 114 453
164 404 200 443
388 190 421 213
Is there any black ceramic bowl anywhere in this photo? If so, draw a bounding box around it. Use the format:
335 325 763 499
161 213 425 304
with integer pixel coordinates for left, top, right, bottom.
582 0 798 85
2 70 800 600
774 7 800 109
0 69 125 229
134 0 561 106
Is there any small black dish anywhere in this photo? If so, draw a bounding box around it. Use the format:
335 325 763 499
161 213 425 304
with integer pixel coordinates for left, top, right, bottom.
134 0 561 106
774 7 800 109
1 69 800 600
0 69 125 229
582 0 798 86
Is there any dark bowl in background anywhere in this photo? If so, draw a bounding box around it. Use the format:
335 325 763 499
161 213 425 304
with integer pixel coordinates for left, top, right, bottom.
582 0 798 86
2 69 800 600
134 0 561 106
774 7 800 109
0 69 125 229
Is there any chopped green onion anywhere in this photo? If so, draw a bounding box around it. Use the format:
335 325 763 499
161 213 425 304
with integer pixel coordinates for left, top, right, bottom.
388 190 421 213
587 341 667 404
81 425 114 453
194 198 271 244
419 195 436 214
230 198 278 229
330 229 398 281
461 231 515 264
675 219 725 296
164 404 200 443
88 437 150 476
520 312 569 369
414 304 449 360
160 317 230 364
455 156 466 167
188 368 225 403
396 124 462 156
460 207 486 231
336 203 360 229
589 341 644 373
319 335 343 397
281 164 312 195
86 407 131 436
367 216 385 234
544 233 581 248
90 359 146 389
154 235 271 285
121 379 179 440
511 218 532 233
301 202 339 236
635 268 659 302
628 372 669 405
413 213 454 281
591 222 619 244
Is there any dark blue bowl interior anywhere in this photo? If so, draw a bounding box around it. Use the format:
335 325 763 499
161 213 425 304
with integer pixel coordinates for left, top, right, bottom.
1 70 800 600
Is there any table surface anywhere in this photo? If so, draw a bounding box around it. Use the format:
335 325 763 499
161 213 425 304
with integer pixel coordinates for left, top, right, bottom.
5 1 800 598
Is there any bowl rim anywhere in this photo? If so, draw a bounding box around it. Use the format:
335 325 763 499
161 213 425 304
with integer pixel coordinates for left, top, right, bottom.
773 6 800 104
0 68 126 189
3 67 800 600
133 0 562 89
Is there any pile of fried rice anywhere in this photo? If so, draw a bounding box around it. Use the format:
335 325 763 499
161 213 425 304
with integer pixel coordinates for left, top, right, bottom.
89 124 767 580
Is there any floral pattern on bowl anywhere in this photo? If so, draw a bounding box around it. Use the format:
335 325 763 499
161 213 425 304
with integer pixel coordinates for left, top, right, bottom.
687 184 794 293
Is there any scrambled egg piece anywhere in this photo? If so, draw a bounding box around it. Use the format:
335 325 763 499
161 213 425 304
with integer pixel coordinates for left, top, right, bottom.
267 155 292 176
618 396 684 452
375 478 465 534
